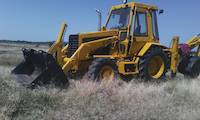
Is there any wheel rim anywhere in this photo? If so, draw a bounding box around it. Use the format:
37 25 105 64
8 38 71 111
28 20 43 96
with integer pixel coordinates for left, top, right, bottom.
148 56 165 79
99 66 115 81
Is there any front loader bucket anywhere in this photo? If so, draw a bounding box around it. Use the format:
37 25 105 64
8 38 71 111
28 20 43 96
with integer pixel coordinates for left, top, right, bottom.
12 48 69 88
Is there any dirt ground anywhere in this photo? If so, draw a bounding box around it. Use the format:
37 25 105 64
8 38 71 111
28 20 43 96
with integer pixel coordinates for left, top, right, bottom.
0 42 200 120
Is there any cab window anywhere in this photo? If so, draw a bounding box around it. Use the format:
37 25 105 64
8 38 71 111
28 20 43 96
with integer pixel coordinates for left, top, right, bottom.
134 12 147 36
152 11 159 40
106 8 131 29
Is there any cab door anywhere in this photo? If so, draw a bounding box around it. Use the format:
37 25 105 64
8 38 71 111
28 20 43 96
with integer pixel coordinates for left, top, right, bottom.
128 7 152 55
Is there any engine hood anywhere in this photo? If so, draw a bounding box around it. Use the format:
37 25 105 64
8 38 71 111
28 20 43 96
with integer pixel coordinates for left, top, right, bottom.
79 30 119 43
67 30 119 57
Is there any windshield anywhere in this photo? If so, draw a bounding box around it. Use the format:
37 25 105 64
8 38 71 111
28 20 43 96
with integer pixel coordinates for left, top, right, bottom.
106 7 131 29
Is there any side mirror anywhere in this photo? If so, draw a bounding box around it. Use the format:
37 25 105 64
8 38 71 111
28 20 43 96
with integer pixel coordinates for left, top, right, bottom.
159 9 164 14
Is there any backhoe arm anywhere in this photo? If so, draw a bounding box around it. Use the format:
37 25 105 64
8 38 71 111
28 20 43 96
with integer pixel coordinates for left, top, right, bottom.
186 34 200 48
186 34 200 56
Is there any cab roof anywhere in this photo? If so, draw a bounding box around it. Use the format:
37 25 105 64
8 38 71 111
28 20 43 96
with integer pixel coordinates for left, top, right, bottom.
111 2 158 10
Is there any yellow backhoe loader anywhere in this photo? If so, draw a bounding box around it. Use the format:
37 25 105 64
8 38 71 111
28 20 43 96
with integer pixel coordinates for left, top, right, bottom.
12 1 200 88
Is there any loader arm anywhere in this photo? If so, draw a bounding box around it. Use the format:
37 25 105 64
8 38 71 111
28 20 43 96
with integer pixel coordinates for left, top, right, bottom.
62 36 118 73
48 23 68 66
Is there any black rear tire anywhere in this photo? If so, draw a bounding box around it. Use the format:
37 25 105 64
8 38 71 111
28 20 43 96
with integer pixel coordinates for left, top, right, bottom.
139 46 168 80
178 56 200 78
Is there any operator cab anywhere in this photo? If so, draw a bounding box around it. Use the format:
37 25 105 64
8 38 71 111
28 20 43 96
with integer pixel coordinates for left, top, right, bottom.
105 2 160 41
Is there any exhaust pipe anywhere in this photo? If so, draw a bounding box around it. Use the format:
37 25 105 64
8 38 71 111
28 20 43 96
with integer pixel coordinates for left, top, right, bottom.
123 0 128 4
95 9 102 31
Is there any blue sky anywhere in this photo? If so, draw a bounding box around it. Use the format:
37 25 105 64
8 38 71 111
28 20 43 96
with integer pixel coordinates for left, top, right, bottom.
0 0 199 45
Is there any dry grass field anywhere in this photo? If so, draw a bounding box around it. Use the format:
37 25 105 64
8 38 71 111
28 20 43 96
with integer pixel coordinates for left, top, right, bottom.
0 42 200 120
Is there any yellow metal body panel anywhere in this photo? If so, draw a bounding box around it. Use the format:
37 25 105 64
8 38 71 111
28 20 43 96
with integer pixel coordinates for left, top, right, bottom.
186 34 200 56
186 34 200 49
93 55 120 59
170 37 179 74
138 42 166 56
61 44 68 55
111 2 157 11
62 36 118 73
79 30 118 43
118 57 139 75
48 23 67 66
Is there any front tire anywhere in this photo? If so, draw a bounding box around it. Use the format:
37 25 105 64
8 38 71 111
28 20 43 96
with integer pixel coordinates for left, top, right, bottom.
87 58 119 81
